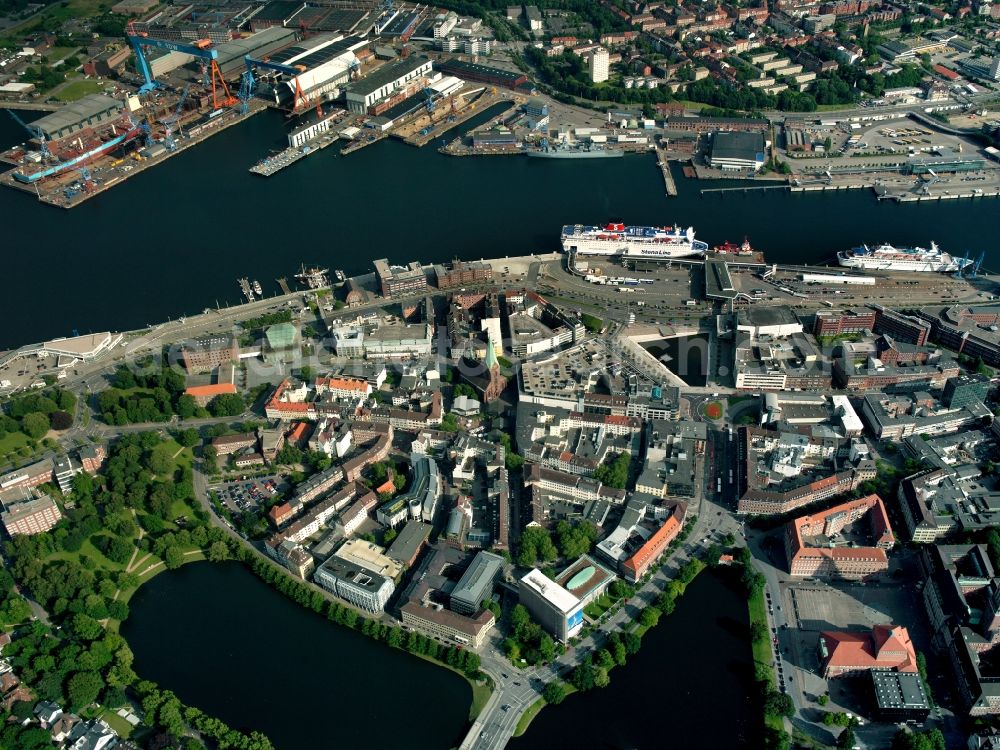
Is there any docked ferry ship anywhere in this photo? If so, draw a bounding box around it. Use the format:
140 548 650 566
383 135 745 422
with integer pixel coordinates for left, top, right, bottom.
561 222 708 258
837 242 974 273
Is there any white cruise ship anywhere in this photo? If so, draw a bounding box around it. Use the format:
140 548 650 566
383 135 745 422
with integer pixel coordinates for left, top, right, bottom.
561 222 708 258
837 242 974 273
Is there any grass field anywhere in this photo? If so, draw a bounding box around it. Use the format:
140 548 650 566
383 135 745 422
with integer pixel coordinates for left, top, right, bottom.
514 698 546 737
99 709 135 739
748 586 774 687
53 79 104 102
46 536 128 574
0 431 34 462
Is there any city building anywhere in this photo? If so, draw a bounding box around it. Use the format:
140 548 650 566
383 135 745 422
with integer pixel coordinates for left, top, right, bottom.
784 495 894 580
736 427 876 515
589 47 610 82
400 601 496 649
385 520 431 567
333 539 400 582
943 374 991 409
819 624 919 677
373 259 428 298
860 392 992 441
399 543 497 647
434 259 494 290
870 671 931 721
709 131 766 172
813 308 876 337
554 555 616 607
595 495 687 582
451 550 504 615
1 495 62 536
0 458 55 492
179 334 239 374
518 568 585 641
313 556 394 612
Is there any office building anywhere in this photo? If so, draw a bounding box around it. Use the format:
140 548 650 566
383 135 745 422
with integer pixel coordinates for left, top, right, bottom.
519 568 584 641
451 550 504 615
943 374 990 409
819 624 918 677
870 671 931 721
179 335 239 374
1 495 62 536
313 556 394 612
589 47 609 82
784 495 894 580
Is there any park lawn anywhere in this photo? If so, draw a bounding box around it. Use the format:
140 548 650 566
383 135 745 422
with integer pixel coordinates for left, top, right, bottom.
99 709 134 739
0 431 34 461
748 586 784 732
514 698 545 737
46 537 129 574
167 497 197 524
748 586 773 686
816 103 856 112
150 439 193 476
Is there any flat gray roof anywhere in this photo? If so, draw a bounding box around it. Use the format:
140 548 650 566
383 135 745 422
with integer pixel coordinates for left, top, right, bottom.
451 550 504 606
345 56 429 98
33 94 122 135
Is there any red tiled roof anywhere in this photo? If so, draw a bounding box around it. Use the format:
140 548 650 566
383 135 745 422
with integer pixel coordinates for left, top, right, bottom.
185 383 237 398
317 376 370 393
821 624 918 673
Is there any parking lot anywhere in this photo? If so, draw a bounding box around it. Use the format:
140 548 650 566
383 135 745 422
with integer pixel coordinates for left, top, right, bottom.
212 474 286 514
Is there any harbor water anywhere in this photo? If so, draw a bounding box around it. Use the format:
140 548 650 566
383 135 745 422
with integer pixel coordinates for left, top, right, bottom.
0 107 998 347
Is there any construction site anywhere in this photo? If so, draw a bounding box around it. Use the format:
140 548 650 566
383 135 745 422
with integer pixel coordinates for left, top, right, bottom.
0 1 535 207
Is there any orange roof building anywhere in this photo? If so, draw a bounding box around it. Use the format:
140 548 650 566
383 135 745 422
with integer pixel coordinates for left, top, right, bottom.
315 376 372 399
784 494 894 581
820 624 918 678
184 382 237 407
621 503 686 582
265 379 317 420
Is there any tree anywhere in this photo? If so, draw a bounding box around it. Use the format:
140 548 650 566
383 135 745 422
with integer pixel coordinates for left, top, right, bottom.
593 452 630 489
750 620 768 643
71 613 103 641
164 546 185 570
543 681 567 705
837 725 856 750
21 412 49 439
639 607 661 627
177 428 200 447
207 393 245 417
207 541 229 562
49 410 73 430
67 671 104 710
764 690 794 719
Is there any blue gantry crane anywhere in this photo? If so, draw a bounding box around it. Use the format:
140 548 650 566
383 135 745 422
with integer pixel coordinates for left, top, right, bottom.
6 109 49 158
126 26 236 109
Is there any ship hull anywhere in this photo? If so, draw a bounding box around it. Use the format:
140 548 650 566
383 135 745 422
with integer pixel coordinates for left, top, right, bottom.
563 237 708 258
526 149 623 159
837 251 972 273
14 128 142 184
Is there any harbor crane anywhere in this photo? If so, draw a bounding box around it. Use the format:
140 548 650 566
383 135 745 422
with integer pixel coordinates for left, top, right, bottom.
126 25 236 109
6 109 49 158
162 84 191 148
